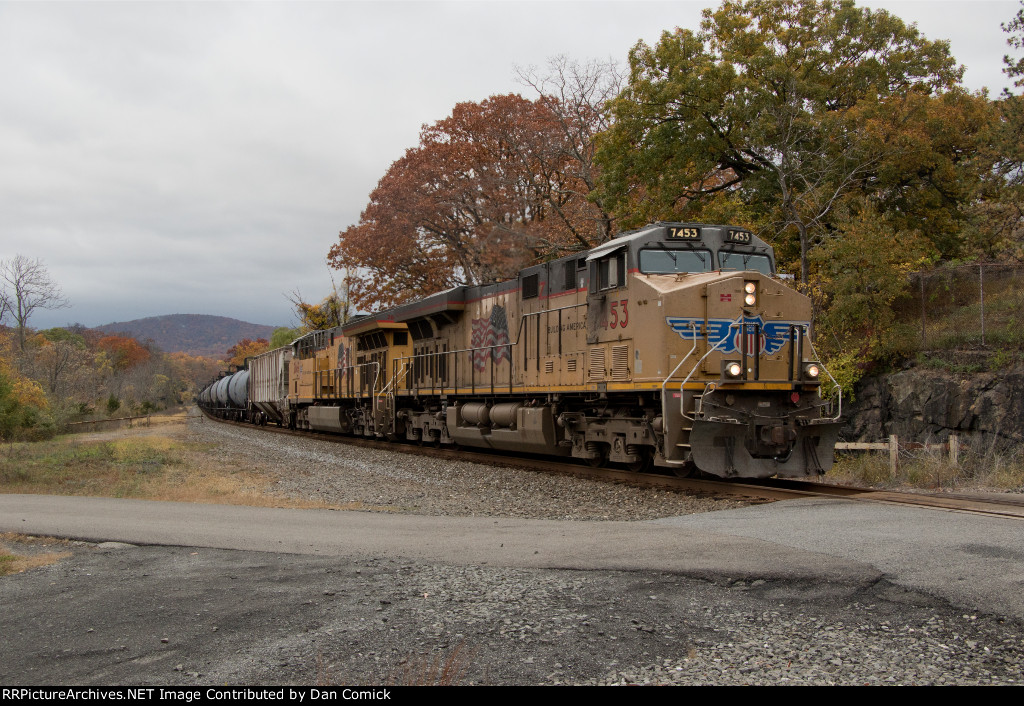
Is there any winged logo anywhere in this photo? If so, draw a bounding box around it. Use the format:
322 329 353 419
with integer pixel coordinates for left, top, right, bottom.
667 316 807 355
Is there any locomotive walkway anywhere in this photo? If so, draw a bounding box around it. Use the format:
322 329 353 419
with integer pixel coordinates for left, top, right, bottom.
2 493 1022 621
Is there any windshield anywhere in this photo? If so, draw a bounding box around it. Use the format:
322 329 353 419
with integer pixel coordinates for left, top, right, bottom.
639 248 712 274
719 250 773 275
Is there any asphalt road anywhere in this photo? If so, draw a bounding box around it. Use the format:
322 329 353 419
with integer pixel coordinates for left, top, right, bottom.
2 493 1022 619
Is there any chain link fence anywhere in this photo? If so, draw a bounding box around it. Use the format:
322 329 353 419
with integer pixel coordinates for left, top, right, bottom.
893 263 1024 350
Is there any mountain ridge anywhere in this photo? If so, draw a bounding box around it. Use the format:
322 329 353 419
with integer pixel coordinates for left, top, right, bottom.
95 314 281 359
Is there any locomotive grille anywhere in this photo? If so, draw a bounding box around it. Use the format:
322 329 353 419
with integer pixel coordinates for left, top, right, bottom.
588 347 606 381
611 345 630 380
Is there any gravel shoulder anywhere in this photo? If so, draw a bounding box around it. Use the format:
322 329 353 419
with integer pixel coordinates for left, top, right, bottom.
2 539 1021 686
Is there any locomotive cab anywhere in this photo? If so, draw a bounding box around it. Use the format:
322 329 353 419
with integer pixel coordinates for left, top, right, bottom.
621 223 841 477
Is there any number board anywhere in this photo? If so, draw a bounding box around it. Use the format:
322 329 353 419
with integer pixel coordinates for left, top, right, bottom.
666 226 701 240
727 229 753 244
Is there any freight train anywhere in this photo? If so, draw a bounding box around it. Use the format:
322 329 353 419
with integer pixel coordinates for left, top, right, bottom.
199 222 841 478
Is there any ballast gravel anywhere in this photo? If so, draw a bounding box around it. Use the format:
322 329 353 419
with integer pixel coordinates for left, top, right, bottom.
184 417 744 520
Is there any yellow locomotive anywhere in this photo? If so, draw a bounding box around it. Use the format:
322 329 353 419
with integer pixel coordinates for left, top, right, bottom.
262 222 841 479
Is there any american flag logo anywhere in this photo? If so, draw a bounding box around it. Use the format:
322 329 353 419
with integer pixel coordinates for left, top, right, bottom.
720 293 732 302
471 304 510 371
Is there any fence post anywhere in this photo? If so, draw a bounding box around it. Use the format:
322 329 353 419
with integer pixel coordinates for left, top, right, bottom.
979 265 985 346
920 275 926 347
889 434 899 476
949 433 959 466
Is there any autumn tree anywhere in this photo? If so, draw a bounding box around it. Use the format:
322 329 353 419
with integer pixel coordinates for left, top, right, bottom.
225 338 269 368
595 0 979 284
0 255 70 352
812 197 928 361
32 329 95 401
516 56 625 243
0 354 49 440
330 93 612 310
97 335 151 371
287 272 351 331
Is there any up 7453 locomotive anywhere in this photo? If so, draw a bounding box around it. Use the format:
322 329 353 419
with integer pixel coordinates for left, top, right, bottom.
203 222 841 478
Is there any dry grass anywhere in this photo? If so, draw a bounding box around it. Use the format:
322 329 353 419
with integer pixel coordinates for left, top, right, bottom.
0 428 329 509
828 445 1024 492
0 533 72 576
314 643 473 686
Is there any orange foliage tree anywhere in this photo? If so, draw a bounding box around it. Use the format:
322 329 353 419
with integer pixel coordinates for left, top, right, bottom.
329 93 612 310
225 338 269 368
97 335 151 371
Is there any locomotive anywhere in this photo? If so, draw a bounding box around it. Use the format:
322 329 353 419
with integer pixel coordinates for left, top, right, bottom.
200 222 841 478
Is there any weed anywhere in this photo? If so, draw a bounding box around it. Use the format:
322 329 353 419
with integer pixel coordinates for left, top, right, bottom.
388 642 472 686
828 453 894 487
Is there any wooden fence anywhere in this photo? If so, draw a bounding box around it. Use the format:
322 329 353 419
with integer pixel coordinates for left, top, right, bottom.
64 414 186 434
835 434 962 475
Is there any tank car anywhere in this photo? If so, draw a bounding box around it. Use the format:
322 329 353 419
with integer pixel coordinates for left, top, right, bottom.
199 368 250 422
264 221 840 479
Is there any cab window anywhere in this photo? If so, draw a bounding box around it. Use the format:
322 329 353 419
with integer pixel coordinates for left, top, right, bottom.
718 251 773 275
596 251 626 290
638 248 712 274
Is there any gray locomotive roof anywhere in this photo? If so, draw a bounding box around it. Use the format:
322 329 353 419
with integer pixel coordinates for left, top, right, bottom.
587 222 772 261
585 225 662 261
389 286 467 323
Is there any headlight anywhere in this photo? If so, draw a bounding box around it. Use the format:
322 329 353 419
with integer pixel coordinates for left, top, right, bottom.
723 360 743 378
803 362 821 379
743 281 757 307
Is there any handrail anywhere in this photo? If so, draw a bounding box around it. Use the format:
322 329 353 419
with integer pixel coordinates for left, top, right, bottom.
327 361 380 399
803 333 843 421
392 301 589 392
659 322 699 467
679 324 737 420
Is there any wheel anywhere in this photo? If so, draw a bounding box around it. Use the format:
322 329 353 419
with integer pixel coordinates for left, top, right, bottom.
626 448 653 473
585 444 608 468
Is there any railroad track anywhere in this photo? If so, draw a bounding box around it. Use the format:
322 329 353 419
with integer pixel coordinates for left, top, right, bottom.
198 411 1024 520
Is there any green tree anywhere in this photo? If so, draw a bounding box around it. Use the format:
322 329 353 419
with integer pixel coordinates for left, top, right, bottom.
270 327 303 349
979 0 1024 261
812 197 927 366
595 0 974 284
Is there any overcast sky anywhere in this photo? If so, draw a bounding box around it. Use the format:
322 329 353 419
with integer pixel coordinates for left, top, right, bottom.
1 0 1019 331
